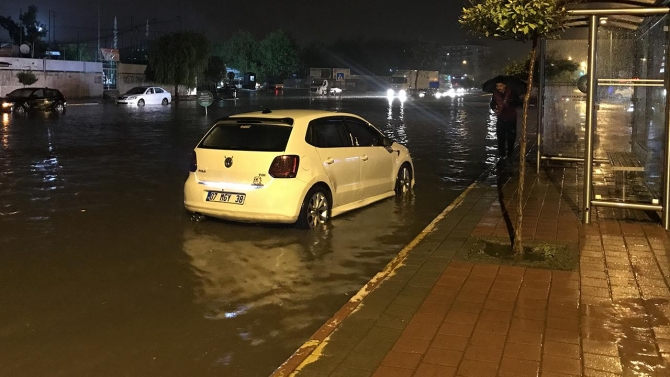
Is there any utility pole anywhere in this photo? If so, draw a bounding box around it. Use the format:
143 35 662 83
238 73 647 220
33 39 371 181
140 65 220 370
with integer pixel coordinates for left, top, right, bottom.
178 16 182 32
97 0 100 62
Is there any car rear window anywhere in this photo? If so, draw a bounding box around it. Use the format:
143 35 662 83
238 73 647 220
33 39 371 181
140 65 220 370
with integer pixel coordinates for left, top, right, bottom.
199 122 292 152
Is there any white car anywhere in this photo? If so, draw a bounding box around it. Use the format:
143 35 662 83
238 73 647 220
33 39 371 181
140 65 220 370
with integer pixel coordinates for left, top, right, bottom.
318 80 343 95
116 86 172 106
183 109 415 228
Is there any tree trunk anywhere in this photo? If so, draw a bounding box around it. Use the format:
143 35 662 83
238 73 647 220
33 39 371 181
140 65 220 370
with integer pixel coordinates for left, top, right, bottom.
513 37 538 256
174 84 179 101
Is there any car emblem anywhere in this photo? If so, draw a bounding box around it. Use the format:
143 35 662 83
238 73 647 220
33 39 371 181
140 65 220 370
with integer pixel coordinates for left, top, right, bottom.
252 174 266 187
224 156 233 168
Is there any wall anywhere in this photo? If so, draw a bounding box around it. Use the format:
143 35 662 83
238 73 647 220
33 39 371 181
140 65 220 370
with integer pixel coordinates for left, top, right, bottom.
0 57 103 98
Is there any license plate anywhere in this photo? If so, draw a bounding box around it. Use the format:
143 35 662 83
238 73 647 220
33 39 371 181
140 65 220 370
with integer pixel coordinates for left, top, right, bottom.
205 191 246 205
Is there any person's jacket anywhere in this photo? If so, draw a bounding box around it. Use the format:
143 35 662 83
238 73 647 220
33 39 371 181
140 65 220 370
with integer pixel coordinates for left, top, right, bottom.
490 89 522 122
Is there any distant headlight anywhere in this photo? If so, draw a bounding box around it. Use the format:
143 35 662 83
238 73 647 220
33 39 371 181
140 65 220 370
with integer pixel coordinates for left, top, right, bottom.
387 89 395 96
398 90 407 98
1 102 11 108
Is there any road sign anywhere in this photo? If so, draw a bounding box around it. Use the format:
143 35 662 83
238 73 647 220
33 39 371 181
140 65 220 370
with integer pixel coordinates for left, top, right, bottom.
336 72 345 81
197 90 214 107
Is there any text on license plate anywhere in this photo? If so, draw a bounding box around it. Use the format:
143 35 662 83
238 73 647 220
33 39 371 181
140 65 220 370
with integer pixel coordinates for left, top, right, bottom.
205 191 246 205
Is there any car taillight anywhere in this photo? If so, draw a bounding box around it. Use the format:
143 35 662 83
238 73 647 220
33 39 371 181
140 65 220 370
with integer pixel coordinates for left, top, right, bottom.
269 155 299 178
189 151 197 172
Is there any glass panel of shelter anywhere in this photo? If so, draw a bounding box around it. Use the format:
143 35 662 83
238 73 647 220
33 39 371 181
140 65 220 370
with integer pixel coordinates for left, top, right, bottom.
541 15 667 205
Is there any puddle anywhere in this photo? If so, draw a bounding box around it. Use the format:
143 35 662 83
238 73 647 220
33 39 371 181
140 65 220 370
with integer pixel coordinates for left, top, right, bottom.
465 238 578 270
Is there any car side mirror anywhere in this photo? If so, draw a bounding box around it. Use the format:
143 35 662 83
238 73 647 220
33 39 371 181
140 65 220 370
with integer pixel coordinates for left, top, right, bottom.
382 137 394 147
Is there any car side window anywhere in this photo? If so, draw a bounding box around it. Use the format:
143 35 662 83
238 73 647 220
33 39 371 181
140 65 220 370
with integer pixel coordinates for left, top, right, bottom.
147 88 154 94
306 117 351 148
345 117 383 147
32 89 44 98
155 88 164 94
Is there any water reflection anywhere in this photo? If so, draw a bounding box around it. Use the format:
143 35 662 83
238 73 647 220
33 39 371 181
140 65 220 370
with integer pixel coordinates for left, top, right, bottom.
385 99 407 144
181 194 418 327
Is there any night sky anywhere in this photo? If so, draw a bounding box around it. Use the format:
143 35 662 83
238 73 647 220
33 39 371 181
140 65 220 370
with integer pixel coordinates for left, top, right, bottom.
2 0 479 44
1 0 523 57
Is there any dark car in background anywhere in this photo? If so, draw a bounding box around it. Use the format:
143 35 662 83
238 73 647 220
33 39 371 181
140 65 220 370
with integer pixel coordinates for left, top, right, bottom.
1 87 67 114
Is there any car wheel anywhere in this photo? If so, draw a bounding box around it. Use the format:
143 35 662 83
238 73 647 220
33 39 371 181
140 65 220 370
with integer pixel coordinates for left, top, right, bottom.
137 99 145 106
394 163 413 195
296 186 331 229
53 102 65 113
161 98 169 105
14 104 27 115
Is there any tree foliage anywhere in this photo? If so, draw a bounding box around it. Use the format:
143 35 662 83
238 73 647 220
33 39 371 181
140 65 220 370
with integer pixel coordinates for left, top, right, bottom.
460 0 570 41
256 30 298 79
460 0 573 255
17 71 38 87
217 30 259 74
0 5 48 57
146 31 211 93
202 56 226 86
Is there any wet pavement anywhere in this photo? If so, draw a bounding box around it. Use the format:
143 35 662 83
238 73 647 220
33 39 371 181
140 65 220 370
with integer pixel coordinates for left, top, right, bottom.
0 91 500 376
275 163 670 377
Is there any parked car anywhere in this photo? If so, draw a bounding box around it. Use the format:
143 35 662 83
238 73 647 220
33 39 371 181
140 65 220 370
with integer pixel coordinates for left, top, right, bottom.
216 83 238 99
1 87 67 114
183 109 415 229
116 86 171 106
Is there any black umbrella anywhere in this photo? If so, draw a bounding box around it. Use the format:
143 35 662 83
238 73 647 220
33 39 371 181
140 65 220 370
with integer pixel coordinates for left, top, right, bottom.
482 75 527 95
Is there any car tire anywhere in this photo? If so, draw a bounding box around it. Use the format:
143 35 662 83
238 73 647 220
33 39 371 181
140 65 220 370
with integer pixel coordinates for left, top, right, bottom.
53 102 65 113
137 99 145 106
161 98 169 105
394 163 413 195
13 104 27 115
296 186 331 229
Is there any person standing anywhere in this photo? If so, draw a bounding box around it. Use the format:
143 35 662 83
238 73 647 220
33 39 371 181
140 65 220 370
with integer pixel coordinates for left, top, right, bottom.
490 81 522 160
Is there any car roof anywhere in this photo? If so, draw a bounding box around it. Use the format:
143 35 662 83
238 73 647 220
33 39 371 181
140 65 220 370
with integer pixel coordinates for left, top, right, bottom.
227 109 361 125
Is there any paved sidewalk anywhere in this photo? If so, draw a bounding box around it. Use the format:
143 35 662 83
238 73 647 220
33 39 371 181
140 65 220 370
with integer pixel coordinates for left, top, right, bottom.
272 163 670 377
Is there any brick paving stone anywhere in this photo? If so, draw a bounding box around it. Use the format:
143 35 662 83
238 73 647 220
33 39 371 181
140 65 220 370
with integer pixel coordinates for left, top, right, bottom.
413 363 457 377
379 350 422 370
456 359 498 377
280 167 670 377
463 344 503 363
421 348 462 367
430 334 469 351
542 354 582 375
498 357 540 377
371 365 414 377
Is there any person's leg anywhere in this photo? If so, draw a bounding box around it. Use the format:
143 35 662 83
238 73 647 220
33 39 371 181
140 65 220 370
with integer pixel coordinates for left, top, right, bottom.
496 121 506 157
506 120 517 157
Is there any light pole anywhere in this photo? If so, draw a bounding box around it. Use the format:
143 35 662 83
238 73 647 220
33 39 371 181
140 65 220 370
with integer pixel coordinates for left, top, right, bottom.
177 16 182 32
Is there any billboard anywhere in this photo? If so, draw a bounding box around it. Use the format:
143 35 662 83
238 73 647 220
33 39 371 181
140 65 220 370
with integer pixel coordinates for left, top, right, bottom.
310 68 331 79
100 48 120 62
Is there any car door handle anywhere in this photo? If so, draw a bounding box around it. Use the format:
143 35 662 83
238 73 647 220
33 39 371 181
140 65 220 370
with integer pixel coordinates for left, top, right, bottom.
324 158 335 165
361 155 369 161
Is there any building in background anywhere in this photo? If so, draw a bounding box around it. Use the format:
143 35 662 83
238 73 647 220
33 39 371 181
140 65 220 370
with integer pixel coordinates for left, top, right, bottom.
439 44 492 85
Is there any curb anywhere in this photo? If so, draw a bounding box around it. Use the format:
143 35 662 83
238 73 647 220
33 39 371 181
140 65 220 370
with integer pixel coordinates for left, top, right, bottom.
271 181 480 377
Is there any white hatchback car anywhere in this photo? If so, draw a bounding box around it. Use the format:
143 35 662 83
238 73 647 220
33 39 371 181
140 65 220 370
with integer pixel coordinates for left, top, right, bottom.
116 86 171 106
183 109 415 228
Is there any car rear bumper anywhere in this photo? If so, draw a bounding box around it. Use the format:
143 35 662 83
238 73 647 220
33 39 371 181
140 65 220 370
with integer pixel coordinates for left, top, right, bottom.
183 174 307 224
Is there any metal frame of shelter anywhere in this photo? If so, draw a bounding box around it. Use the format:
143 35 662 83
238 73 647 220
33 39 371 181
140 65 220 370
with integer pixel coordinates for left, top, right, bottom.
535 1 670 229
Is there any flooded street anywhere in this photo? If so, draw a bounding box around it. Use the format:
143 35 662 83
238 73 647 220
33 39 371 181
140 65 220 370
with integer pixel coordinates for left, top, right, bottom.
0 91 499 376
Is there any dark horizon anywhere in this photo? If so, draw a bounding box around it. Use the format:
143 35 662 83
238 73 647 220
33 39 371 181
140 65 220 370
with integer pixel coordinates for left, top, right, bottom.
0 0 527 61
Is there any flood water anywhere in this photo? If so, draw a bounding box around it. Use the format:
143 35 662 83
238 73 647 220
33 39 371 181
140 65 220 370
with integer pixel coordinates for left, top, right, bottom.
0 91 498 376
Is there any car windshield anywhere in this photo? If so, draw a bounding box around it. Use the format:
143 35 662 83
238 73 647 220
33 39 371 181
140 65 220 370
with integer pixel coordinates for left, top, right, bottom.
199 122 292 152
125 87 148 95
7 89 35 98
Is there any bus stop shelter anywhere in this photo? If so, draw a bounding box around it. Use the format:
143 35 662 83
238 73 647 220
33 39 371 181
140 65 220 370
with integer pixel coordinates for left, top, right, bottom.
536 0 670 229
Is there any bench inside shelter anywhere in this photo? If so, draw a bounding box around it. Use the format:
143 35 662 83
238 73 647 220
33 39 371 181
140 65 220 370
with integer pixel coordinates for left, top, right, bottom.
606 151 645 201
